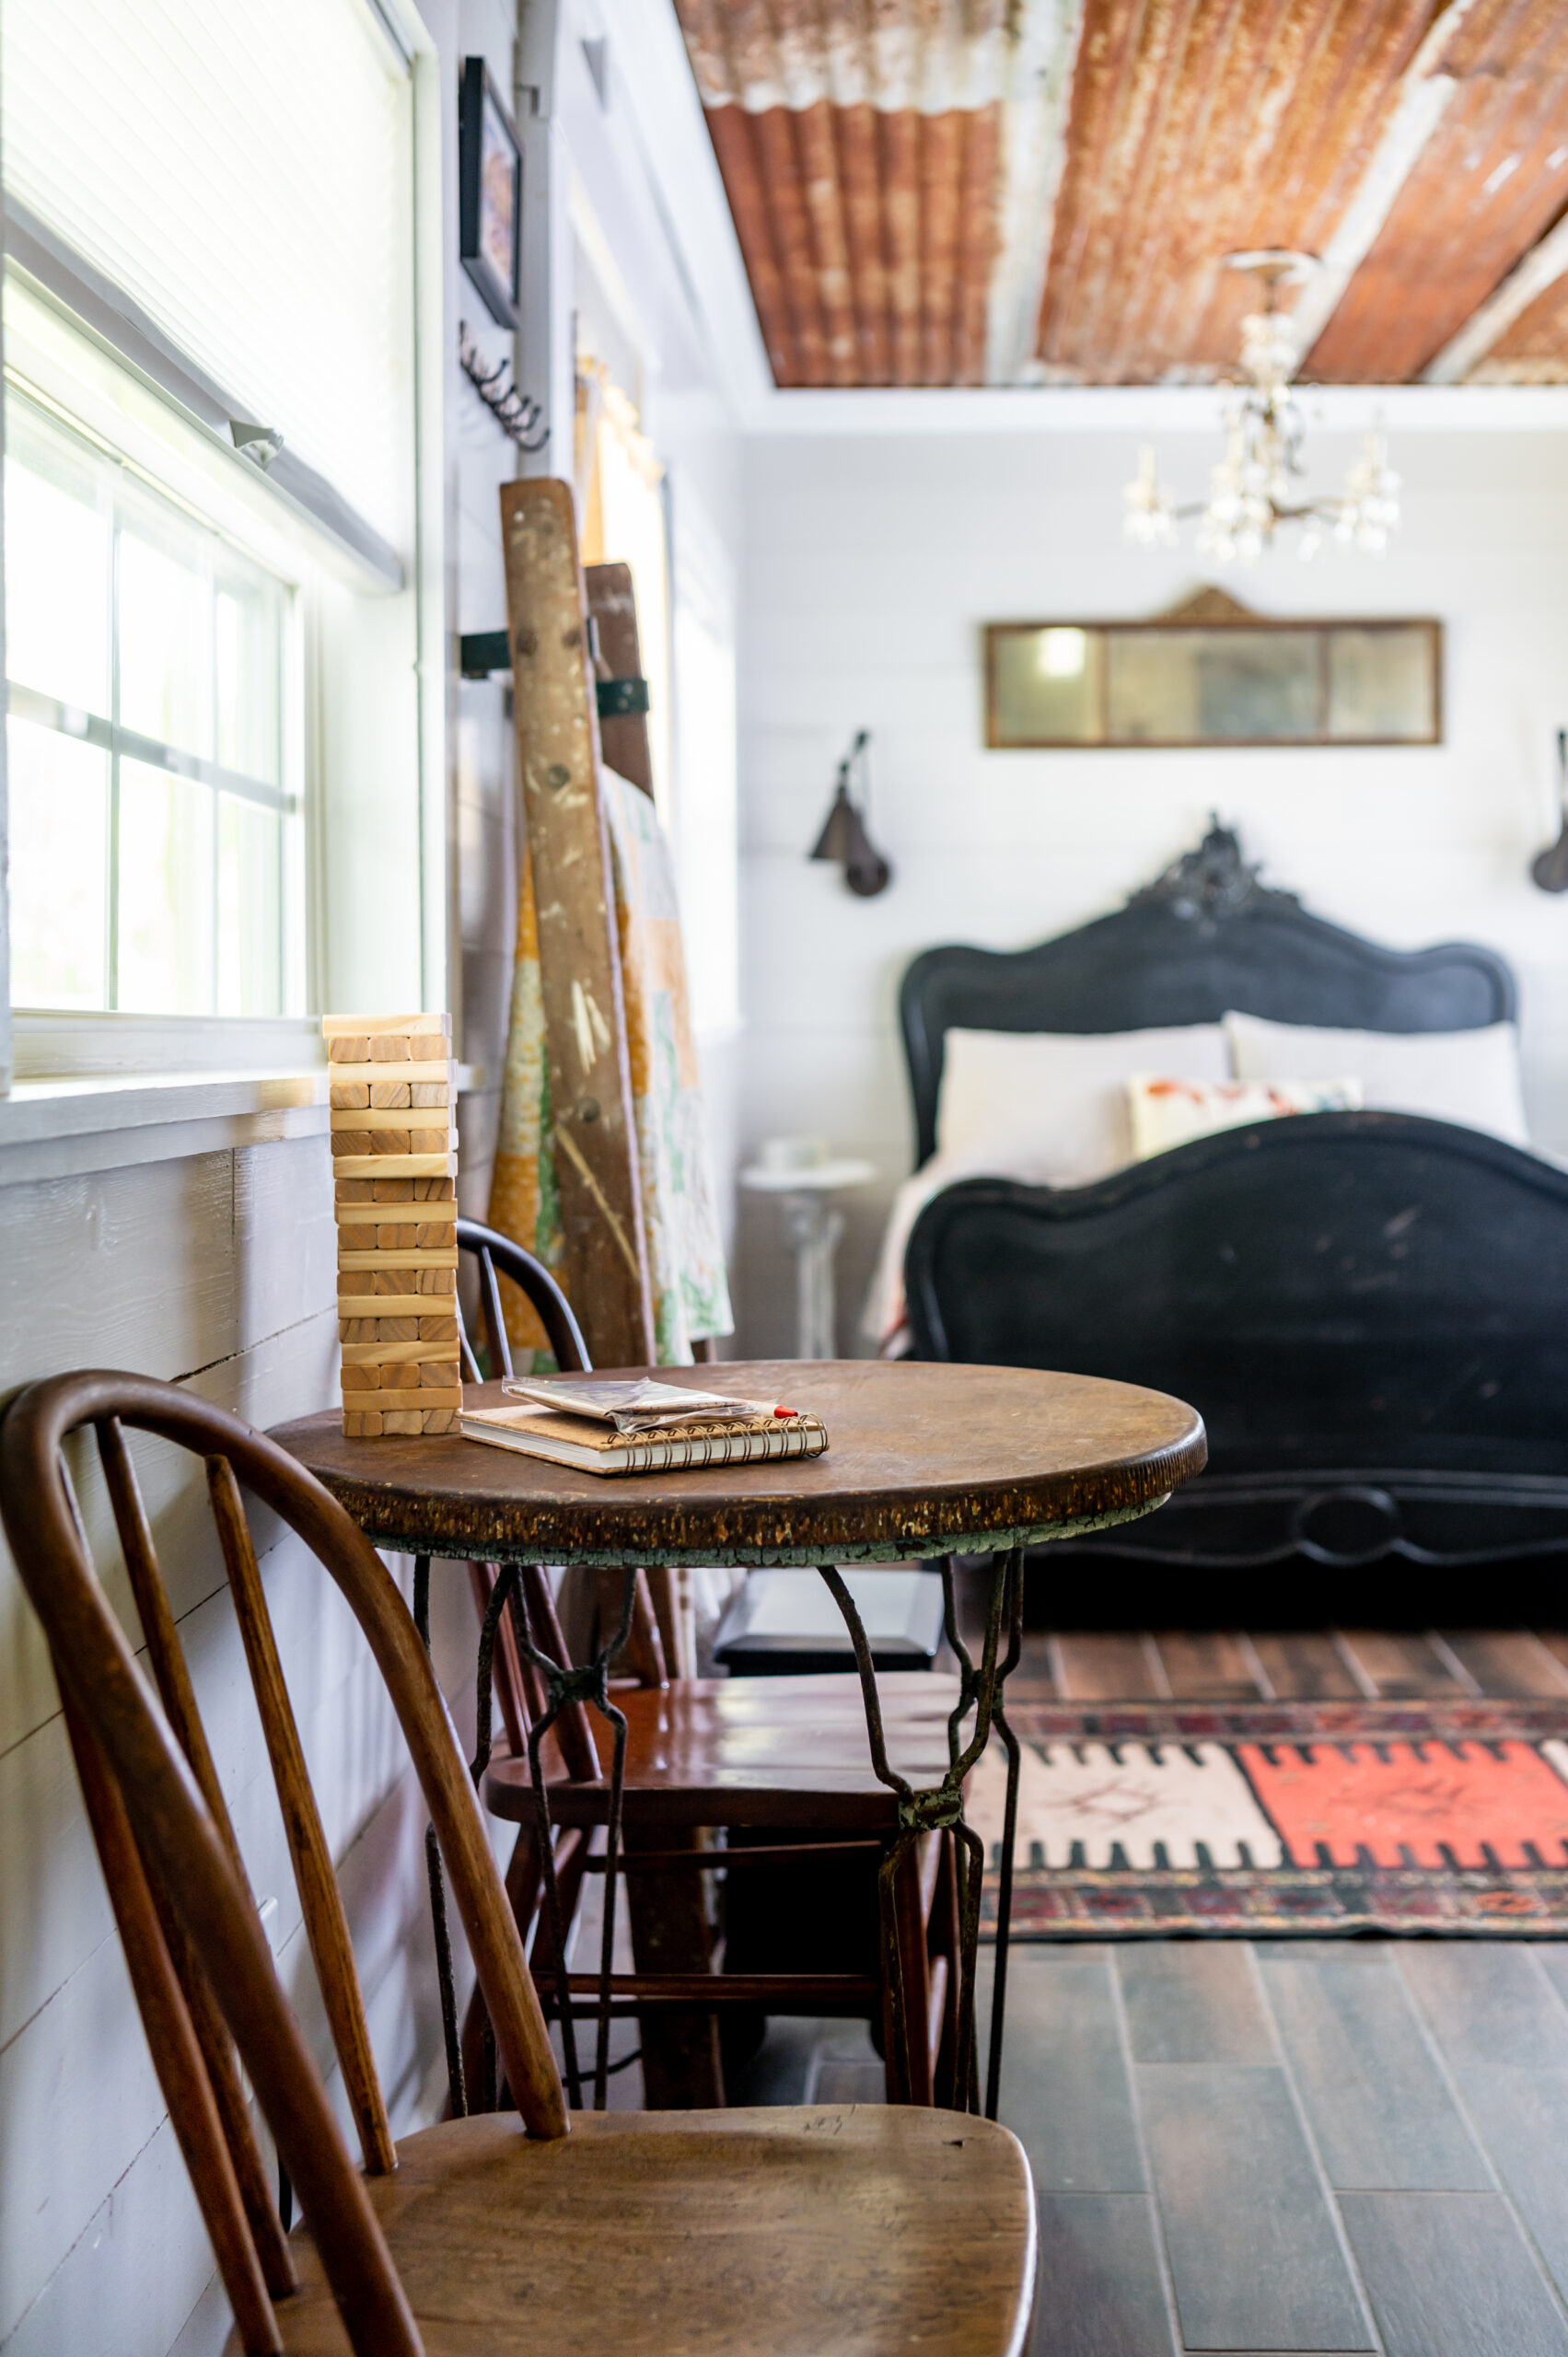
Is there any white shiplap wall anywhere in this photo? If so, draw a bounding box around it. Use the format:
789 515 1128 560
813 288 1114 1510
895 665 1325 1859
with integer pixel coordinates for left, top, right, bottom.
734 425 1568 1355
0 1132 485 2354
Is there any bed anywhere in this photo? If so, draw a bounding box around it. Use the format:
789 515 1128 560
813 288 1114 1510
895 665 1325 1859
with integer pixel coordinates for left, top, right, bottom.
895 822 1568 1596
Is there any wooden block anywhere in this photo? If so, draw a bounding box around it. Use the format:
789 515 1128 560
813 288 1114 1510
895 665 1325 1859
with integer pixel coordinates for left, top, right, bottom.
375 1317 420 1341
376 1224 420 1249
410 1082 448 1108
338 1247 458 1271
341 1338 447 1366
320 1059 450 1087
331 1105 409 1133
331 1153 459 1178
372 1178 416 1202
343 1411 385 1437
370 1079 412 1110
383 1411 424 1434
418 1267 456 1295
332 1129 423 1159
327 1034 371 1063
330 1082 370 1109
380 1364 421 1388
409 1127 456 1155
417 1314 459 1342
421 1409 459 1434
340 1386 463 1411
373 1271 422 1295
340 1364 380 1391
338 1271 374 1297
334 1202 399 1226
420 1359 460 1387
412 1175 457 1202
335 1178 377 1203
414 1223 456 1248
372 1034 412 1062
324 1012 449 1037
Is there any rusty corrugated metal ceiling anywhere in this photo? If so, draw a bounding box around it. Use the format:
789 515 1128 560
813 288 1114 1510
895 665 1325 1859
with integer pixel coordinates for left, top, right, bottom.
674 0 1568 388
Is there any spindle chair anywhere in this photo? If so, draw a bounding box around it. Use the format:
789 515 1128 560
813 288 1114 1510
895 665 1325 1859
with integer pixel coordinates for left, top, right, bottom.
448 1224 970 2111
0 1370 1036 2357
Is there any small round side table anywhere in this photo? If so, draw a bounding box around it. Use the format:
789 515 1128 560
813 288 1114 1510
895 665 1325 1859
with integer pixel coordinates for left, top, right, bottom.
273 1360 1205 2119
740 1158 876 1358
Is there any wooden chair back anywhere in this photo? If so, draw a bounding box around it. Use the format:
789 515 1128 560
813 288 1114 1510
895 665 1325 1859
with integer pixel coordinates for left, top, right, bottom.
453 1221 667 1692
0 1370 568 2357
454 1218 588 1383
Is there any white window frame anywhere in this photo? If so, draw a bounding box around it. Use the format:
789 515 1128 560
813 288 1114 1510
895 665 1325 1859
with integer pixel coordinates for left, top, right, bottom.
0 0 452 1103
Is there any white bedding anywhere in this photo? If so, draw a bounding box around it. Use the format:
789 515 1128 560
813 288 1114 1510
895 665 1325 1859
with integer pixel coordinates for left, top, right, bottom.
865 1011 1536 1348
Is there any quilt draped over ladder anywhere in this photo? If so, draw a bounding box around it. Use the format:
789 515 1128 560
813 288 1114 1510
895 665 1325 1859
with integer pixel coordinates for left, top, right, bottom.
487 768 733 1366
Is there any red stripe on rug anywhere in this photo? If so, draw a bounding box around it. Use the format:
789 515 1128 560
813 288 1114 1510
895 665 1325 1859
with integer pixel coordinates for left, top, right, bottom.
1237 1740 1568 1868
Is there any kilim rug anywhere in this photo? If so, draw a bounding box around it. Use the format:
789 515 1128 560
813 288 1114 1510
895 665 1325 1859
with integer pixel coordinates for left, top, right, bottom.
968 1699 1568 1937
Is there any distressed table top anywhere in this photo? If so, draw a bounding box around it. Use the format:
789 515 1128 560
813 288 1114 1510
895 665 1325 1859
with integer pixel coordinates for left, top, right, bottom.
269 1360 1206 1568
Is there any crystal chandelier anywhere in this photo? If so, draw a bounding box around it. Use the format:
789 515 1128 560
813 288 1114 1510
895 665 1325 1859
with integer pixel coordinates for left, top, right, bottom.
1122 252 1400 564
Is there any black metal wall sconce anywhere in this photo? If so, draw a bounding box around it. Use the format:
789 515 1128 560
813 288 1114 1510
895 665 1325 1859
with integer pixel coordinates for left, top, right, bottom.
1532 730 1568 892
809 729 891 898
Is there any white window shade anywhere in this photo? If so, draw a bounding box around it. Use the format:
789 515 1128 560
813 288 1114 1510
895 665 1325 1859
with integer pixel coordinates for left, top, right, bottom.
3 0 413 553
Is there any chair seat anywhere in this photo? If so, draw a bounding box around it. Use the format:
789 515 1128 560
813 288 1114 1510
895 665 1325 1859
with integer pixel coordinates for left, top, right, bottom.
483 1672 966 1830
228 2106 1036 2357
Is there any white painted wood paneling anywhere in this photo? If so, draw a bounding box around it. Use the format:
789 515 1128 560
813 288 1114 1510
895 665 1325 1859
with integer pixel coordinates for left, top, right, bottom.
736 425 1568 1351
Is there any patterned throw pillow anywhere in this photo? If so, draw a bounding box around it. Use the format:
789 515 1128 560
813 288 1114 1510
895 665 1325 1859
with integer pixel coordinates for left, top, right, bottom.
1127 1074 1364 1160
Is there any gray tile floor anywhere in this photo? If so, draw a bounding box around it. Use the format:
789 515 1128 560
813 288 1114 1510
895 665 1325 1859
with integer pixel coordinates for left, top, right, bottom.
730 1942 1568 2357
1011 1940 1568 2356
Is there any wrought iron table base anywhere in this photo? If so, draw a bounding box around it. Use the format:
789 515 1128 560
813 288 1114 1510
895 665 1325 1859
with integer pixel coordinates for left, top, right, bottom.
415 1549 1025 2122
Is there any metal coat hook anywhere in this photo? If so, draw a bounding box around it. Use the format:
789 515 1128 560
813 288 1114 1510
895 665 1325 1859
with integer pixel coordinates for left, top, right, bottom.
459 321 550 453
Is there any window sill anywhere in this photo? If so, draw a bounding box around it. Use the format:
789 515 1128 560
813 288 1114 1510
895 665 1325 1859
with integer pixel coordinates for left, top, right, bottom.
0 1065 480 1187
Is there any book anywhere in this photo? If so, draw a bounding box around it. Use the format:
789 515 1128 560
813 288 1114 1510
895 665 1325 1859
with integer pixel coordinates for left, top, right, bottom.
498 1374 807 1434
459 1400 829 1477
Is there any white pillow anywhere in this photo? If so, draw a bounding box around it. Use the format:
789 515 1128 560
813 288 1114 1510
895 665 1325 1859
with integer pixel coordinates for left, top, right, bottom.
1225 1010 1529 1147
936 1024 1230 1185
1128 1074 1363 1159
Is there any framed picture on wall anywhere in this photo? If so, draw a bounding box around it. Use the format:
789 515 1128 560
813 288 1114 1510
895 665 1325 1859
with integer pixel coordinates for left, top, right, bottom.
459 56 522 329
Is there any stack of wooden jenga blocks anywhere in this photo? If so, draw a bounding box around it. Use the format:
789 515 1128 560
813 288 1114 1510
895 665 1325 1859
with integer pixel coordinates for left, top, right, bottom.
325 1013 461 1438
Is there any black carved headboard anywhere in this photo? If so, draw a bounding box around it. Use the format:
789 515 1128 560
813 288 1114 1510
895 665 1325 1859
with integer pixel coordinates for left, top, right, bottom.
899 821 1516 1167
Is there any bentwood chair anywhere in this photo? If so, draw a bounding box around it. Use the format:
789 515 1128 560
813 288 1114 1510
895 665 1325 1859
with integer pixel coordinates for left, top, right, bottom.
450 1223 970 2111
0 1371 1036 2357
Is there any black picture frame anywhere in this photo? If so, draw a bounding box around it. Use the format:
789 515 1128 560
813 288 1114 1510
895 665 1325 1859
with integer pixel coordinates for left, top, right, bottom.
459 56 521 329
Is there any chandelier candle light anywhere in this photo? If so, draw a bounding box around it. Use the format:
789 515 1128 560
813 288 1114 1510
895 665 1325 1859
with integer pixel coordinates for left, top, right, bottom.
1123 252 1400 563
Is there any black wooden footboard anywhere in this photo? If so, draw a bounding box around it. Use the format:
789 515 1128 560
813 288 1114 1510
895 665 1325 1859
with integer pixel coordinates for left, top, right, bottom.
905 1111 1568 1574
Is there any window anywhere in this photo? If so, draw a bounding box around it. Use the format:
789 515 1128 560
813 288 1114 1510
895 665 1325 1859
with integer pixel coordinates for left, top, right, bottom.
6 392 300 1016
1 0 431 1076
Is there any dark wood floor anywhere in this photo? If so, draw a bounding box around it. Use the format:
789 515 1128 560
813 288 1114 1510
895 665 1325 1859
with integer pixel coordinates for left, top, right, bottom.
1011 1624 1568 1703
730 1628 1568 2355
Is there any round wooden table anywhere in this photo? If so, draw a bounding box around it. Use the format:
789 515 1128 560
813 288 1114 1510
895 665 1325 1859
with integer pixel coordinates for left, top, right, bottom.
273 1360 1205 2116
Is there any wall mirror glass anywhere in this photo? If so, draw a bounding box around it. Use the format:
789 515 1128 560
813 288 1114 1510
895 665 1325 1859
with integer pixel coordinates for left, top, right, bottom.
985 594 1441 749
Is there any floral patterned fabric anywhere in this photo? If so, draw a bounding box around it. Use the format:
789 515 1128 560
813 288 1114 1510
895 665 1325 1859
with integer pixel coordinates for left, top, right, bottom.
486 772 732 1365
